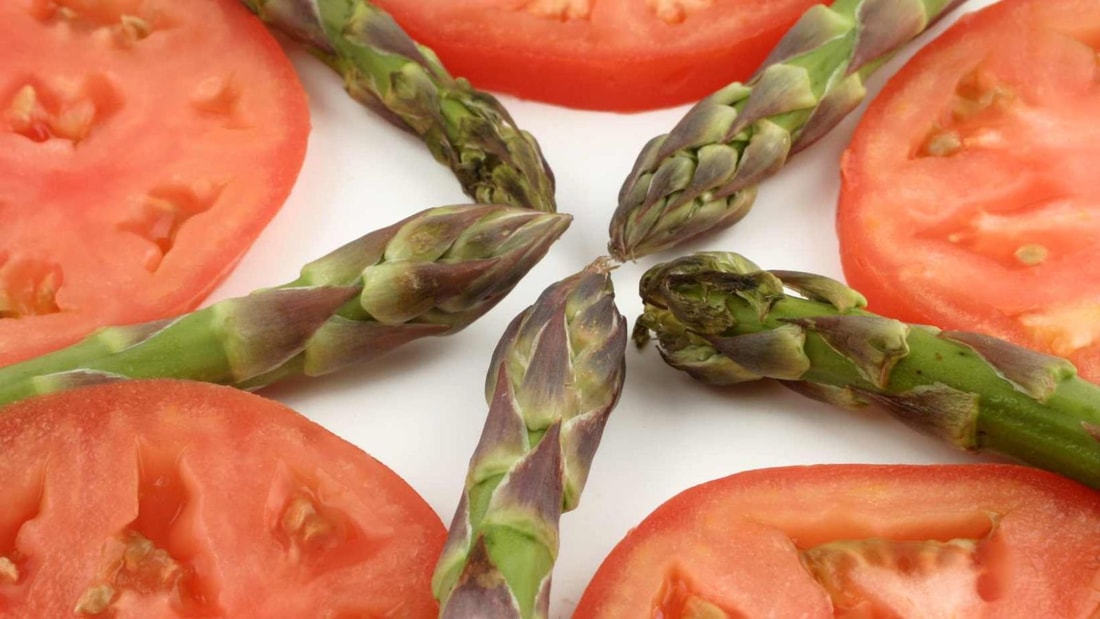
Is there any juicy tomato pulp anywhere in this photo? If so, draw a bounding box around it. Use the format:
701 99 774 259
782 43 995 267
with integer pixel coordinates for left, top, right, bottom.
0 0 310 367
371 0 823 111
574 465 1100 618
837 0 1100 382
0 380 446 617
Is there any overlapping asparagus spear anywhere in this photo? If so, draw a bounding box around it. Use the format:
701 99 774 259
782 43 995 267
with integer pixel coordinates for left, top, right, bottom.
241 0 557 213
635 252 1100 489
433 260 627 618
0 205 570 406
609 0 966 260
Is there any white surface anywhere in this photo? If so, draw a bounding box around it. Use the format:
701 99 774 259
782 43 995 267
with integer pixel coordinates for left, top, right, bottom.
211 3 998 615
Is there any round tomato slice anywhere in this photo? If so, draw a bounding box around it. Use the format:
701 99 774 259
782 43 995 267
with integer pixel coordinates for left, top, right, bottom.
0 0 310 367
574 464 1100 618
0 379 445 617
370 0 823 111
837 0 1100 382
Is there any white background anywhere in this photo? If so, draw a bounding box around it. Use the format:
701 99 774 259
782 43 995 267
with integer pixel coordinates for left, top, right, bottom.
212 1 998 614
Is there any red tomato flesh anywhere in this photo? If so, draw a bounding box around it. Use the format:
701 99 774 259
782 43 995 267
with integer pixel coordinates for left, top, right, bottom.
575 464 1100 618
371 0 824 112
0 0 310 367
837 0 1100 382
0 379 445 617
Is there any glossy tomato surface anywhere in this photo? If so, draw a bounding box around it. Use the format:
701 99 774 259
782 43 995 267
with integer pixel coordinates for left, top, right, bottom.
0 380 445 617
371 0 823 111
837 0 1100 382
575 464 1100 618
0 0 310 367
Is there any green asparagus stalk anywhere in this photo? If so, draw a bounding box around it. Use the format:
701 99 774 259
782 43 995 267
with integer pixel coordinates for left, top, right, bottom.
433 259 627 618
241 0 557 213
608 0 966 261
634 252 1100 489
0 205 570 406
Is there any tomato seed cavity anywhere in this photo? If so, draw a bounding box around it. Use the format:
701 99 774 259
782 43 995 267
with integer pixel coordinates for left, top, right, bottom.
83 442 221 613
4 73 124 144
268 465 383 574
801 538 992 616
520 0 594 21
647 0 715 25
0 253 63 319
917 69 1016 159
119 181 224 272
189 75 250 128
653 569 741 618
31 0 163 49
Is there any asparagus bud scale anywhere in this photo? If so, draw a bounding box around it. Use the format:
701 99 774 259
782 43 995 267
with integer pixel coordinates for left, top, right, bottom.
636 252 1100 489
242 0 557 212
0 205 571 405
434 260 627 619
609 0 967 260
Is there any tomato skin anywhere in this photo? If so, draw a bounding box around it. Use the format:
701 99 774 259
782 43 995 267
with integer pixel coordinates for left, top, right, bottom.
837 0 1100 382
0 0 310 367
574 464 1100 618
0 380 445 617
371 0 824 111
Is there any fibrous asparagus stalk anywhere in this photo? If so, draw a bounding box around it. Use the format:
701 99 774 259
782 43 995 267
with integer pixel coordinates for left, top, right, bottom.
608 0 966 260
635 252 1100 489
433 259 627 618
0 205 570 406
241 0 557 213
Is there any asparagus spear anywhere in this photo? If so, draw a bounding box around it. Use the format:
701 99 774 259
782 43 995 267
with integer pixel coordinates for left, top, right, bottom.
433 259 627 618
241 0 557 213
608 0 966 260
0 205 571 406
634 252 1100 489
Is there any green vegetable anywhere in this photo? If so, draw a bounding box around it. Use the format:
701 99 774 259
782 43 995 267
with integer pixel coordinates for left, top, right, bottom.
608 0 966 260
433 260 627 618
241 0 557 213
0 205 570 406
635 252 1100 489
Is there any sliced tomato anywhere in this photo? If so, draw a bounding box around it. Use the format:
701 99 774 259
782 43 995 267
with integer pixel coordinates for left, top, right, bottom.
837 0 1100 382
0 379 445 617
371 0 823 112
0 0 310 367
574 464 1100 618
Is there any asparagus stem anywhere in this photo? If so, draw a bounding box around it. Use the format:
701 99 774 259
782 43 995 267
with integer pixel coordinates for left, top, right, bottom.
241 0 557 213
0 205 571 406
608 0 967 260
434 259 627 618
635 252 1100 489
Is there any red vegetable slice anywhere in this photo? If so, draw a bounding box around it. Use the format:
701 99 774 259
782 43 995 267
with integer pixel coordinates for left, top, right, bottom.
0 0 310 367
574 464 1100 618
371 0 823 111
0 379 445 617
837 0 1100 382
